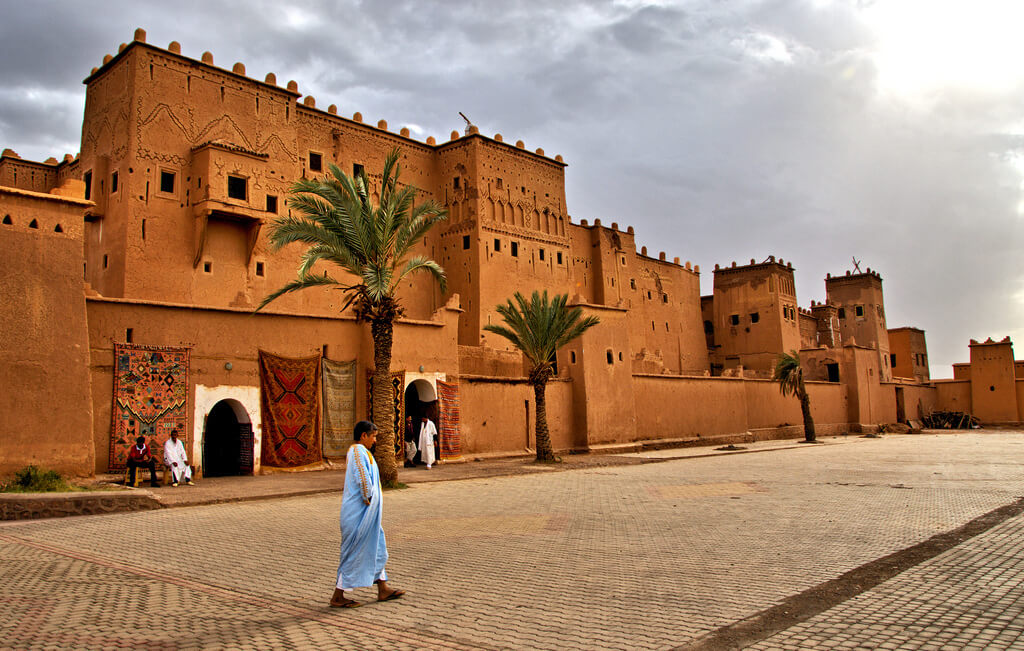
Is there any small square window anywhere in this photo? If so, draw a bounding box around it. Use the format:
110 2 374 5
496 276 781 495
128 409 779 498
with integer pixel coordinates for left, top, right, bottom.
353 163 364 177
838 307 846 319
111 171 119 193
309 152 322 172
606 350 614 364
493 238 501 252
227 175 247 200
203 261 212 273
256 261 265 277
539 249 545 261
83 171 93 201
663 294 668 303
496 178 503 189
160 170 175 194
103 254 108 269
556 252 563 264
730 314 740 326
462 235 470 250
855 305 864 317
266 195 278 213
750 312 759 323
511 242 518 257
453 176 460 189
630 279 636 290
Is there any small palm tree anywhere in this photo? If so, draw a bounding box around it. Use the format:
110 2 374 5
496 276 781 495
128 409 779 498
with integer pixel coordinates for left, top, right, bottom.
484 291 599 462
257 148 447 484
774 350 816 443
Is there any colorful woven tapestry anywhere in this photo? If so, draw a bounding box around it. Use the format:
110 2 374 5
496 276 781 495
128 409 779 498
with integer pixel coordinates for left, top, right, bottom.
259 351 322 469
110 343 190 470
322 358 357 458
367 371 405 459
438 380 462 459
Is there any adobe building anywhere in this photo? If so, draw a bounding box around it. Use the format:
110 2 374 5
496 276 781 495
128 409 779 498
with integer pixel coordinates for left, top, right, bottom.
933 337 1023 423
0 29 1010 478
888 327 930 384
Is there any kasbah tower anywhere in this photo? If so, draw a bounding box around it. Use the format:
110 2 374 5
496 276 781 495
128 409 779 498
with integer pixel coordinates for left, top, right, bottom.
0 29 1019 478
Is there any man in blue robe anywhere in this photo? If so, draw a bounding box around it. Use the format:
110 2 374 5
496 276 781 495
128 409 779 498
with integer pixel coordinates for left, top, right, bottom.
330 420 405 608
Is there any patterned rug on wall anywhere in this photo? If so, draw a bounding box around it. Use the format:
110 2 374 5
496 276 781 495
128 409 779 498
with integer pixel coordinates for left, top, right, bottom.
438 380 462 460
110 343 190 470
322 358 357 458
259 351 322 469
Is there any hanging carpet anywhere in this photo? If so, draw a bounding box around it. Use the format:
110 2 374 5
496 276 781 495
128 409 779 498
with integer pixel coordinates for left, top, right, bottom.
109 343 190 471
438 380 462 460
322 358 357 458
259 351 322 469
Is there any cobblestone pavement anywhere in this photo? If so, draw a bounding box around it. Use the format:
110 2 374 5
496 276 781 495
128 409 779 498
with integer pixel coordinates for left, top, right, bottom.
2 431 1024 649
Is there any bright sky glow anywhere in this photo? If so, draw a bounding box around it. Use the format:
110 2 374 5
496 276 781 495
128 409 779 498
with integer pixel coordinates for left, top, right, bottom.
865 0 1024 96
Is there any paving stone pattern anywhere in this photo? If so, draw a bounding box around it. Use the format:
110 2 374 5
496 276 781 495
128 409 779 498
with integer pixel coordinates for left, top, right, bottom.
3 432 1024 649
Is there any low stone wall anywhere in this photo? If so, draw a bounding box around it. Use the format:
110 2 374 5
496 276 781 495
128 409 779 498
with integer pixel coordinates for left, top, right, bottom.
0 491 163 520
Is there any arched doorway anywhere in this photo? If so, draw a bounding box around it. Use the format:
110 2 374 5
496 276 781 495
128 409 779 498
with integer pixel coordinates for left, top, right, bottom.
403 379 437 466
202 399 254 477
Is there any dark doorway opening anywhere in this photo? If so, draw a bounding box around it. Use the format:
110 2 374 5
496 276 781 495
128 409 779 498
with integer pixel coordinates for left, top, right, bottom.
202 399 253 476
895 387 906 423
403 381 438 466
826 363 840 383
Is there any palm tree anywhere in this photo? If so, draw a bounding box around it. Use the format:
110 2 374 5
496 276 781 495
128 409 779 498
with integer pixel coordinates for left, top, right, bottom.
257 148 447 485
773 350 816 443
484 291 600 462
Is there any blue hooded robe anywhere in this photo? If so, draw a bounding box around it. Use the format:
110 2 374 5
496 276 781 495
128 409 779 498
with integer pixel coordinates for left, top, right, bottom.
336 443 389 589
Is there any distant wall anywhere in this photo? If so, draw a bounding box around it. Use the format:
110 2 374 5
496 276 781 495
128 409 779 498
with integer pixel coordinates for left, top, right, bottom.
631 375 849 442
458 377 575 455
898 384 937 421
934 380 971 413
633 375 748 438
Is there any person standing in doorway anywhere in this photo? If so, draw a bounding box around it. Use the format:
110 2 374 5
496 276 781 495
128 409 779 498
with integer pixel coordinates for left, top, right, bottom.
403 415 417 468
418 415 437 469
330 420 405 608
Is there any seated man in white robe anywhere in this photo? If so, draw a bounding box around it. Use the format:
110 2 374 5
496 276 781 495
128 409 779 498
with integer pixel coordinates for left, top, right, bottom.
163 429 195 487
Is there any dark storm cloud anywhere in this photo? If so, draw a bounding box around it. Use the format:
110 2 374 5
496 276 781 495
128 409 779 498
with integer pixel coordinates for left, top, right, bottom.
1 0 1021 375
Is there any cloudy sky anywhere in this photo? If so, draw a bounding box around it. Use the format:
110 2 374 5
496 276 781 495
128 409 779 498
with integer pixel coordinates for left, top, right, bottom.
3 0 1022 377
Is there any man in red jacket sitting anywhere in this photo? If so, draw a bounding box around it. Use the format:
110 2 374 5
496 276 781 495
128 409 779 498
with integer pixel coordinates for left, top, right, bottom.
127 436 160 487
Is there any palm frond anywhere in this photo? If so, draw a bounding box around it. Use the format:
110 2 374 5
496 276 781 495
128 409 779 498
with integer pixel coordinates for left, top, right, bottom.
256 273 341 311
260 146 446 321
485 291 600 370
773 350 805 399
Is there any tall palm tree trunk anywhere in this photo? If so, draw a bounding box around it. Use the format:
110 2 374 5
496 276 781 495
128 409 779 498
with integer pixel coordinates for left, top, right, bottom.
532 380 556 462
370 317 398 484
800 392 816 443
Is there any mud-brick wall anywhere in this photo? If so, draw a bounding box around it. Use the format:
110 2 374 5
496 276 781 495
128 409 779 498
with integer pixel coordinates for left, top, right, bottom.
458 377 575 455
804 382 849 428
897 384 937 421
745 379 848 432
86 297 462 473
933 380 971 414
632 375 749 439
0 190 95 476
